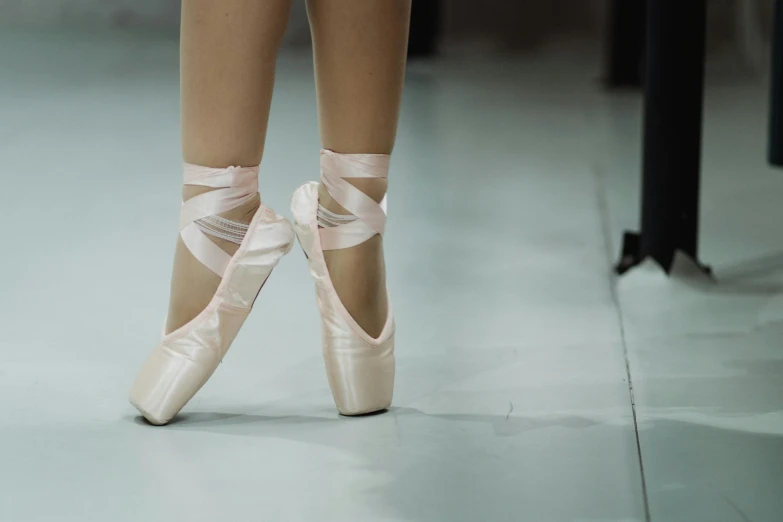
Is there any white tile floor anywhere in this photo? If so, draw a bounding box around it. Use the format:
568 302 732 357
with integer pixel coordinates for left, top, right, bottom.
1 30 782 522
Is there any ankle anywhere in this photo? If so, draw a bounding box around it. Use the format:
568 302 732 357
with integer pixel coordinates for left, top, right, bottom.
317 179 387 215
227 193 261 224
183 185 261 225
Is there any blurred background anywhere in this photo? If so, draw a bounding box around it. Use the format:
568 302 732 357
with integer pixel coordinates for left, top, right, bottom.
0 0 775 52
1 2 782 522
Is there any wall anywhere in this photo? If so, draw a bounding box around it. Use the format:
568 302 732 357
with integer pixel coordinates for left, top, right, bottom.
0 0 311 44
0 0 181 28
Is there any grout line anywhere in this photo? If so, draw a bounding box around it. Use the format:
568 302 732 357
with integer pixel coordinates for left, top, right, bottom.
593 163 652 522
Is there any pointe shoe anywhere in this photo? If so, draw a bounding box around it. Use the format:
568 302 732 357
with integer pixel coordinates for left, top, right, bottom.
290 150 395 416
130 164 293 425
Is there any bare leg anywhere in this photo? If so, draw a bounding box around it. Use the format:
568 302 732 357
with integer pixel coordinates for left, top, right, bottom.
307 0 411 337
167 0 291 333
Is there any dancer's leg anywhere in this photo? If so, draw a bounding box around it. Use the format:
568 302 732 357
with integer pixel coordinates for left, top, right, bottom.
307 0 411 337
167 0 291 333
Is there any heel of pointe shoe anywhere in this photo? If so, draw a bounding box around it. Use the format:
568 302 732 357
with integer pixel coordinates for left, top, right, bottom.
291 182 318 260
291 181 396 417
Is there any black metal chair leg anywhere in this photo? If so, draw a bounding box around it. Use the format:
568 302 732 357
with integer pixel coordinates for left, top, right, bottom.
604 0 646 88
769 0 783 166
408 0 439 58
617 0 710 275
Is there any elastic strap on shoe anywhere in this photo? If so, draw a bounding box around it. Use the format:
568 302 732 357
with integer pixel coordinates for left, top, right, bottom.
180 163 258 276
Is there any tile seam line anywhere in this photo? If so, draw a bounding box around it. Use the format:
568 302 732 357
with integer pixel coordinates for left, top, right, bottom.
592 161 652 522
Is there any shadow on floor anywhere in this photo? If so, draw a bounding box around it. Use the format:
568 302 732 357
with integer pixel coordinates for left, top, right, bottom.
693 250 783 296
129 406 646 521
127 407 783 521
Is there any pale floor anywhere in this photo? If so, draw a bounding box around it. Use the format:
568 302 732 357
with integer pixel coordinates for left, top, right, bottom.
0 30 782 522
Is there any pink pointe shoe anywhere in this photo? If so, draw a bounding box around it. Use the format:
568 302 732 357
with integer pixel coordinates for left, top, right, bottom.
290 150 395 416
130 164 293 425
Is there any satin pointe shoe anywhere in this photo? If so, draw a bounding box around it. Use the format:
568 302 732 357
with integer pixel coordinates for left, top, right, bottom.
130 164 294 425
290 150 395 416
